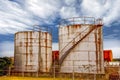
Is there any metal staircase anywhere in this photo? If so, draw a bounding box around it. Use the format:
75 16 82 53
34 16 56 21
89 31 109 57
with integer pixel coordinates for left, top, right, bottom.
59 24 101 66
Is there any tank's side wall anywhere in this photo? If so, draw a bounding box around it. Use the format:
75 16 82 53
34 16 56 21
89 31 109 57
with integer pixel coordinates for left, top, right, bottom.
15 32 39 72
14 32 52 72
59 25 104 74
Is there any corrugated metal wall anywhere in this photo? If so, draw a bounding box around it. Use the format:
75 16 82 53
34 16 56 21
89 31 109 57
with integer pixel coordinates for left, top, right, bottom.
14 31 52 72
59 24 104 74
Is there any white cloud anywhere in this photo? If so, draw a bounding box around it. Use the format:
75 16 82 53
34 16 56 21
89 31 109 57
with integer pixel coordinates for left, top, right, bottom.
111 47 120 58
0 41 14 57
25 0 60 19
81 0 120 26
103 0 120 26
64 0 76 6
60 6 78 19
52 43 58 50
81 0 103 17
0 0 61 34
0 0 40 34
0 0 120 34
104 39 120 58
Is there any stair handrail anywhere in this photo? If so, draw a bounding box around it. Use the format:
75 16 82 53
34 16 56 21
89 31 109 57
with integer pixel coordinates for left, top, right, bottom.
59 25 97 65
60 25 93 54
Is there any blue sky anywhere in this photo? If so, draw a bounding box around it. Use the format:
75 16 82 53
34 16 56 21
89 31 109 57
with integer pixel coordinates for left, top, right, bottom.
0 0 120 58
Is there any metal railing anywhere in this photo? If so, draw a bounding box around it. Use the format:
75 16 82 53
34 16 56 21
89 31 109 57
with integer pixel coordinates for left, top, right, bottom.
59 17 96 26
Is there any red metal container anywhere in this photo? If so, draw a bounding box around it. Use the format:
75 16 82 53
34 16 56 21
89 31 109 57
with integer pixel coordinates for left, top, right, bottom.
52 51 59 62
104 50 113 62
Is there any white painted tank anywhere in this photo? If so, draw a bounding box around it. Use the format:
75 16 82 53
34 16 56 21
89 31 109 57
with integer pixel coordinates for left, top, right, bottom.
59 17 104 74
14 31 52 72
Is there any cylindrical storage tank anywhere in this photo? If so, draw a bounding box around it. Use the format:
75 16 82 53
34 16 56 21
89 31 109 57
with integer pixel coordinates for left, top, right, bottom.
59 17 104 74
14 31 52 72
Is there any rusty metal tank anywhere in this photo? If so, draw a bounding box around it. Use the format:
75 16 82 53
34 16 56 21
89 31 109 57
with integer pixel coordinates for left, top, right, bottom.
14 30 52 72
59 17 104 74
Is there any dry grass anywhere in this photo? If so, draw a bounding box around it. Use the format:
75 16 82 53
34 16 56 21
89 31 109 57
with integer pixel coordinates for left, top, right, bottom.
0 76 106 80
0 76 73 80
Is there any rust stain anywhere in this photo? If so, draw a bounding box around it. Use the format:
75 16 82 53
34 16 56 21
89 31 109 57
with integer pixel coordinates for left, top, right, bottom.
67 26 70 38
26 32 28 70
20 42 22 47
94 27 98 73
30 32 33 64
45 32 48 71
38 31 42 72
98 27 102 72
